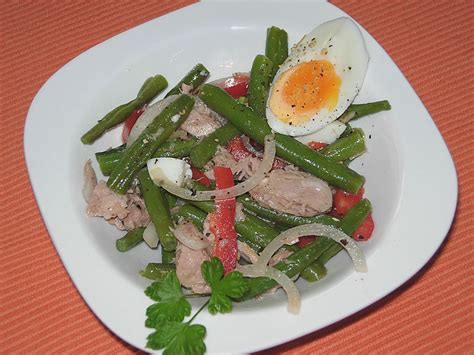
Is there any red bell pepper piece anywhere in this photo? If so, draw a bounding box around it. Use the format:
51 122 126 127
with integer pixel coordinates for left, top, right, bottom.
122 107 144 143
333 187 365 216
308 141 328 150
191 167 211 188
208 166 238 273
352 214 374 241
297 235 316 248
226 136 287 169
213 73 250 98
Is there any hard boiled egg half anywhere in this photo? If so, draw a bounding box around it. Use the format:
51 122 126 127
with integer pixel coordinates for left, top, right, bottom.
266 17 369 136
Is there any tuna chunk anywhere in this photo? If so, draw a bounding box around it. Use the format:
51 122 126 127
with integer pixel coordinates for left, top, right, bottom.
249 169 332 217
86 181 150 231
175 221 211 293
205 147 261 180
181 97 225 138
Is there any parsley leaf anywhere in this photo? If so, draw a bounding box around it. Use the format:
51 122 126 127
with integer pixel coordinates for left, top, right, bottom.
146 321 206 355
144 271 191 328
201 257 249 314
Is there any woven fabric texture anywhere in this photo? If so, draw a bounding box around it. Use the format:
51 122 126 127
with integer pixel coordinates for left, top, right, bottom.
1 0 473 353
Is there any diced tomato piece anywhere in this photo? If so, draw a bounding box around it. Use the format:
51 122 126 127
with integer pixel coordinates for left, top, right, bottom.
272 158 287 170
333 187 365 216
191 167 211 188
213 73 250 98
352 214 374 241
208 166 238 273
122 108 144 143
297 236 316 248
308 141 328 150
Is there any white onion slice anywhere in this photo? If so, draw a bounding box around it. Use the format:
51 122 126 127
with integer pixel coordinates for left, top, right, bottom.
255 223 367 273
82 159 97 203
126 95 178 146
173 226 210 250
159 134 276 201
238 264 301 314
143 222 159 248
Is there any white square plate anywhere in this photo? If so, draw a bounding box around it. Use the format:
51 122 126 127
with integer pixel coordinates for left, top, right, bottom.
24 1 457 353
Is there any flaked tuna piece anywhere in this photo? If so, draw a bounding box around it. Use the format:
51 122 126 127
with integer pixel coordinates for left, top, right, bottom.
175 221 211 294
250 169 332 217
181 97 225 138
86 181 150 231
237 241 259 264
205 147 261 181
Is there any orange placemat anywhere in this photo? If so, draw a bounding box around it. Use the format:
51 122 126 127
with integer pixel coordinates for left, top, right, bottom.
1 1 472 353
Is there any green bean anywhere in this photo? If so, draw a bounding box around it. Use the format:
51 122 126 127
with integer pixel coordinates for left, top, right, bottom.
189 123 240 168
164 191 178 209
237 195 339 227
115 228 144 252
137 169 177 251
319 128 366 162
237 237 334 301
107 95 194 194
265 26 288 77
81 75 168 144
317 198 372 264
339 100 391 124
165 63 210 97
300 261 327 282
139 263 176 281
95 138 197 176
199 84 365 193
174 204 207 231
161 249 175 264
248 55 273 117
95 144 126 175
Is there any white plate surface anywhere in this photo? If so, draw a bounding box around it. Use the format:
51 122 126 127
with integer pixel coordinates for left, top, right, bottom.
24 1 457 353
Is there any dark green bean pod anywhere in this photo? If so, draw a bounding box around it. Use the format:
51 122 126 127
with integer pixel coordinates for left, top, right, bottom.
189 123 240 168
199 84 365 193
300 261 327 282
137 169 177 251
165 63 210 97
248 55 273 117
339 100 391 124
237 195 340 227
95 138 197 176
81 75 168 144
139 263 176 281
317 198 372 264
107 94 194 194
173 204 207 232
265 26 288 77
319 128 366 162
115 228 144 252
161 249 176 264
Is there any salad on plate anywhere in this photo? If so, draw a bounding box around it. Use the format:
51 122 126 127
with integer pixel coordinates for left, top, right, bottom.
81 17 391 354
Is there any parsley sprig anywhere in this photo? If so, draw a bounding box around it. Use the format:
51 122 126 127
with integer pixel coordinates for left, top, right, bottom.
145 257 249 354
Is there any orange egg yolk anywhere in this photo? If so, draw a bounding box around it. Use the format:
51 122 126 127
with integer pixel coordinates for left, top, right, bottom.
269 60 341 125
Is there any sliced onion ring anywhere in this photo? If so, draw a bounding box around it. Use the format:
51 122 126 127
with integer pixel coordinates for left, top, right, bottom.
143 222 159 248
159 134 276 201
173 226 210 250
239 264 301 314
255 223 367 273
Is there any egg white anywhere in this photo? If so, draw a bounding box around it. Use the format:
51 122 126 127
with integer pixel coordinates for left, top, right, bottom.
266 17 369 136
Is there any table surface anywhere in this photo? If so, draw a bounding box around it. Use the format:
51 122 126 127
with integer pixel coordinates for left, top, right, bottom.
1 0 473 353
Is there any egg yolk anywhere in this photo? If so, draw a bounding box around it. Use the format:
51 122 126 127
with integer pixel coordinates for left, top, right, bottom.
269 60 341 125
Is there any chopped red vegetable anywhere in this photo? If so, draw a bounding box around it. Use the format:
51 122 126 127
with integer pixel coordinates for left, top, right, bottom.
208 166 238 273
297 235 316 248
121 108 144 143
226 136 287 169
191 167 211 188
213 73 250 98
352 214 374 241
333 187 365 216
308 141 328 150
